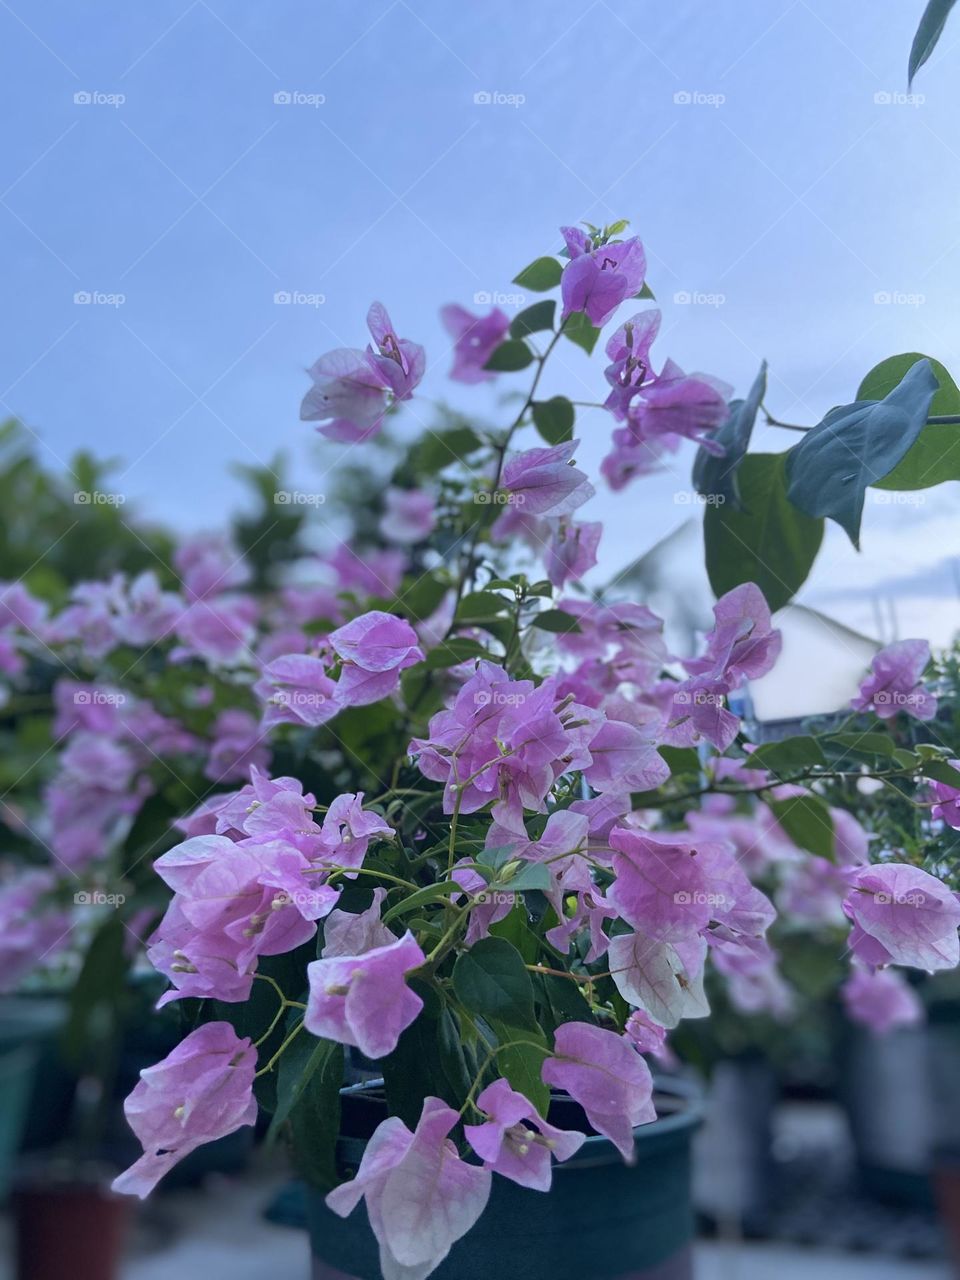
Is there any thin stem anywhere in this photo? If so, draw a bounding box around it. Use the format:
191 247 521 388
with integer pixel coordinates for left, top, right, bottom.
254 1019 306 1077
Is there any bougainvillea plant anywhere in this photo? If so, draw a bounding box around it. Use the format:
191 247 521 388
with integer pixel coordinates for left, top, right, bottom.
4 218 960 1280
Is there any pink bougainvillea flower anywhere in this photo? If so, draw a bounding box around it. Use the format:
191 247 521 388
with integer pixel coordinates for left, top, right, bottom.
560 231 647 328
544 518 602 588
624 1008 674 1063
326 1096 491 1280
684 583 781 686
301 302 425 442
112 1023 257 1198
842 863 960 971
379 487 436 545
440 303 511 383
330 542 406 598
932 762 960 828
841 965 923 1035
305 930 425 1058
329 610 424 707
624 359 731 447
173 596 257 667
580 714 670 794
174 533 249 601
541 1021 655 1161
0 869 71 993
255 653 338 728
608 933 709 1029
316 791 393 872
850 639 937 722
205 708 269 783
603 310 662 419
321 889 396 958
464 1078 585 1191
500 441 595 516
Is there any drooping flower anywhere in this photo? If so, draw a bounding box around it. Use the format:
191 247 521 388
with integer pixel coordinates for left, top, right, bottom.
464 1078 585 1191
560 229 647 328
255 653 338 728
841 965 924 1035
301 302 425 442
602 310 662 418
684 583 781 686
842 863 960 971
440 303 511 383
851 639 936 722
541 1021 655 1161
379 487 437 544
305 930 426 1058
112 1023 257 1198
544 518 602 588
326 1097 491 1280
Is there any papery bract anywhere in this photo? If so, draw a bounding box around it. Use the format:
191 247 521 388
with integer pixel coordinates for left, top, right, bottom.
464 1078 585 1191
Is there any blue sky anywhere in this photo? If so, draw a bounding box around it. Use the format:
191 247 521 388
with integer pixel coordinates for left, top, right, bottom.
3 0 960 644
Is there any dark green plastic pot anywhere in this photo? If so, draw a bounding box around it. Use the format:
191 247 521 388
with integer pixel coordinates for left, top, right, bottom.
0 999 65 1201
307 1079 702 1280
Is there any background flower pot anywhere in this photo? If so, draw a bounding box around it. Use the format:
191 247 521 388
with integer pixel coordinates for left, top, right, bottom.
12 1181 130 1280
0 1046 36 1203
306 1079 703 1280
0 997 72 1200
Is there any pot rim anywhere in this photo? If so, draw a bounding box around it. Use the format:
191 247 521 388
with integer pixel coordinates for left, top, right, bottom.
337 1073 704 1165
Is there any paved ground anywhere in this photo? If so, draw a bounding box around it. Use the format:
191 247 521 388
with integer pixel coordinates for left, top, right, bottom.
1 1165 953 1279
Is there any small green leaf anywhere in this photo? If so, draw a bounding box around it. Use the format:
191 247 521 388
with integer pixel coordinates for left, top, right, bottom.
704 454 824 611
920 758 960 789
510 300 556 338
530 608 582 634
488 1020 550 1115
785 359 939 547
424 638 491 669
455 590 511 623
749 735 827 774
693 360 766 508
484 340 534 372
491 861 551 893
513 257 563 291
770 792 835 860
280 1031 343 1192
561 311 602 355
531 396 575 445
381 880 460 924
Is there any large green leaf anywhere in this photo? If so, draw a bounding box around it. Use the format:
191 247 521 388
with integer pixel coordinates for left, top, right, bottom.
510 300 556 338
531 396 575 445
693 360 767 508
785 359 939 547
861 354 960 489
484 340 534 372
269 1026 343 1195
452 936 537 1029
748 735 827 775
704 454 823 610
909 0 957 85
513 257 563 291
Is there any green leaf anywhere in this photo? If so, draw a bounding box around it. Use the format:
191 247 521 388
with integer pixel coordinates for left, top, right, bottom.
785 359 939 546
488 1020 549 1115
383 1001 472 1126
409 426 483 475
455 590 511 623
492 860 552 893
749 734 827 774
636 282 656 300
704 454 824 610
561 311 602 355
424 637 491 669
692 361 766 508
531 396 575 445
513 257 563 291
398 572 449 623
268 1023 340 1135
920 758 960 789
452 936 537 1029
770 792 835 860
530 608 582 634
861 354 960 489
909 0 957 85
510 300 556 338
825 732 901 762
381 880 460 924
484 340 534 372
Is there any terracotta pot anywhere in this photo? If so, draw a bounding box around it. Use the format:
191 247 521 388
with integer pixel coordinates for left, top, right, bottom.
13 1182 130 1280
307 1079 702 1280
